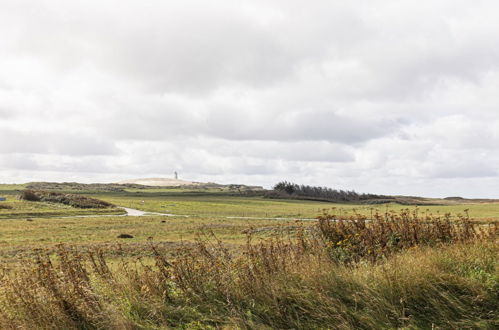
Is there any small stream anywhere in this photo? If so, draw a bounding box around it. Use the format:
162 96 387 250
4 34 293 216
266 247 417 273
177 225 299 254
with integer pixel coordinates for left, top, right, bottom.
121 207 178 217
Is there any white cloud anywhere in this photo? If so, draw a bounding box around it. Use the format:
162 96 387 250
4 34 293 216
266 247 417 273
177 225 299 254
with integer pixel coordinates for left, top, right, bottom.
0 0 499 197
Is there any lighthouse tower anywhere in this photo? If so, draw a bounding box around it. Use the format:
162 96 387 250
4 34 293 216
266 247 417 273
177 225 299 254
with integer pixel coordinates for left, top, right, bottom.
174 171 178 180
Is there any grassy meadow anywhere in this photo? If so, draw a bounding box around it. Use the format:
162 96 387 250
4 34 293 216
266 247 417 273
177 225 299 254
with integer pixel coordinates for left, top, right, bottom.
99 191 499 220
0 184 497 328
0 184 497 259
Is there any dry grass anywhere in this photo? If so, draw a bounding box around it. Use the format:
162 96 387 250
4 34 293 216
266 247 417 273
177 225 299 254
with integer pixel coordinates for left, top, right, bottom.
0 211 497 329
317 208 497 263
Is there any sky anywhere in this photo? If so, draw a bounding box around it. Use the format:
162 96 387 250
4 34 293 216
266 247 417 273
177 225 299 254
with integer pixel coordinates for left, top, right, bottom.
1 0 499 198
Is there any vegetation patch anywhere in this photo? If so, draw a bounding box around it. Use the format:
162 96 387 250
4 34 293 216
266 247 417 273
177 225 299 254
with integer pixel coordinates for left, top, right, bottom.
19 190 115 209
317 209 497 263
117 233 134 239
268 181 464 205
268 181 387 202
26 181 150 192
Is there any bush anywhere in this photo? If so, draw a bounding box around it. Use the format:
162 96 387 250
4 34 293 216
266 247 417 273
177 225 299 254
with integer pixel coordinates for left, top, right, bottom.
271 181 386 203
19 190 41 201
117 234 134 239
18 190 114 209
317 208 497 263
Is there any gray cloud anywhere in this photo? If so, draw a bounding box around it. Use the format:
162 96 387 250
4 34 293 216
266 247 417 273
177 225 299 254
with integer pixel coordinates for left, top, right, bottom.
0 107 13 118
213 140 355 163
0 154 115 174
0 129 118 156
205 109 396 143
1 0 499 197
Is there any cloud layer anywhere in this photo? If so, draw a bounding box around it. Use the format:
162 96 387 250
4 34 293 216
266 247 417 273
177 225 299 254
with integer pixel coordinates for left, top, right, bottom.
1 0 499 197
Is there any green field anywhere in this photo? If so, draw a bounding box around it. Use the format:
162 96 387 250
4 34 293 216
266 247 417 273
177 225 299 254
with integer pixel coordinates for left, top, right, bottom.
3 183 499 219
0 187 323 261
98 191 499 220
0 184 497 261
3 189 499 220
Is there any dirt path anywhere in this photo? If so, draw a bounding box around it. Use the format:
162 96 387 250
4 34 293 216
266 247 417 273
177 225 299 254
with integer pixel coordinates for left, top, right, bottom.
122 208 318 221
3 207 318 221
121 207 177 217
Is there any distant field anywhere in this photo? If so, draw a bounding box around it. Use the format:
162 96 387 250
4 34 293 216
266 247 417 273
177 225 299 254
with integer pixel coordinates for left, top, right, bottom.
0 184 497 263
3 184 498 221
0 183 26 192
96 192 499 221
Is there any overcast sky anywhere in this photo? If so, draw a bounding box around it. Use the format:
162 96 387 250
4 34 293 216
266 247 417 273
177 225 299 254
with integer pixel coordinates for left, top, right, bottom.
1 0 499 197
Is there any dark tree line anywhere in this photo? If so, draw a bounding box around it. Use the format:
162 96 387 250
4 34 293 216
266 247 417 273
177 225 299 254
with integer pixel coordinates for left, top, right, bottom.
271 181 385 203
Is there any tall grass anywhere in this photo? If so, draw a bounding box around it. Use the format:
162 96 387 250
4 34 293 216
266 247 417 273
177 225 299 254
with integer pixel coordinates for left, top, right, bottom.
318 208 497 263
0 211 497 329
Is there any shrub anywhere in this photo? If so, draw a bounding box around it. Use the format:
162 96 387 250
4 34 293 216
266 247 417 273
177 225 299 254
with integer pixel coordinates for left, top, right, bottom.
117 234 134 239
18 190 114 208
19 190 41 201
271 181 386 202
317 208 497 263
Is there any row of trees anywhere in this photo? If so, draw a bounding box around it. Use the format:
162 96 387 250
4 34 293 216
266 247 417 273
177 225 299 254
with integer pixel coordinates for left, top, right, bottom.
272 181 385 202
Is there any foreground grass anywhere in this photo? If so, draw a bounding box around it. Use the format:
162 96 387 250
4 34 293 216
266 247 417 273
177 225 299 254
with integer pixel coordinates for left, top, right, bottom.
0 211 496 329
0 243 496 329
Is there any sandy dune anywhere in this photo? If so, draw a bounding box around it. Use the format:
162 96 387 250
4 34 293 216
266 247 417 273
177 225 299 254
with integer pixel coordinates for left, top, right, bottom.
118 177 205 187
